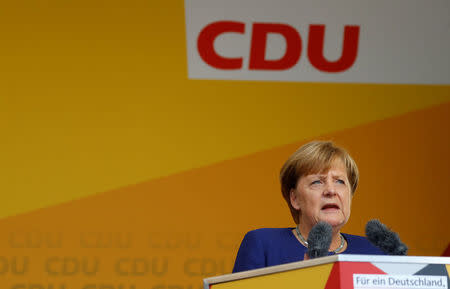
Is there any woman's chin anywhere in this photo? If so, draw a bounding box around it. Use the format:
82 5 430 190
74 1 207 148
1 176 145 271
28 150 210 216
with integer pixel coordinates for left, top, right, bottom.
318 216 346 229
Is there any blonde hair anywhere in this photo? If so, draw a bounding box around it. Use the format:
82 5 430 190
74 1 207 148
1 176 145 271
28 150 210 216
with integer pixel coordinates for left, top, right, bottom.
280 141 359 224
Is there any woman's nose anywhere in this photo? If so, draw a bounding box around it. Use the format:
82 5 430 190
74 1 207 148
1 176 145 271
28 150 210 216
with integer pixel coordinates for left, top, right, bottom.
323 181 337 196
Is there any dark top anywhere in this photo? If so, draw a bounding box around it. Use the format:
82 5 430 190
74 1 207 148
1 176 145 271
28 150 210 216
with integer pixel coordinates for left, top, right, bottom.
233 228 386 273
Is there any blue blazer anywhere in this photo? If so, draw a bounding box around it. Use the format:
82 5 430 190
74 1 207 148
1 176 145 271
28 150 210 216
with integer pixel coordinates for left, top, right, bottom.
233 228 386 273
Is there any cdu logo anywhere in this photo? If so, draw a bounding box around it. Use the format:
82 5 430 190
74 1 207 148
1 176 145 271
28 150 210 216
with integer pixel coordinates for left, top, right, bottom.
197 21 360 72
185 0 449 84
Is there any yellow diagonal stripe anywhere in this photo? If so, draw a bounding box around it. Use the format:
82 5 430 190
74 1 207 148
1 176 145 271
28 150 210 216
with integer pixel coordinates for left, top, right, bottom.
213 263 333 289
0 0 449 219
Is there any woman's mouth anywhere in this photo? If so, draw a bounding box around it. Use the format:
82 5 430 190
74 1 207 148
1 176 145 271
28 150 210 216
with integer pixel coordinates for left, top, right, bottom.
321 204 340 211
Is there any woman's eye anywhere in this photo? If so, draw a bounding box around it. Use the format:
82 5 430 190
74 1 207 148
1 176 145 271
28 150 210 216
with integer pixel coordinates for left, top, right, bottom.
311 180 322 185
336 179 345 184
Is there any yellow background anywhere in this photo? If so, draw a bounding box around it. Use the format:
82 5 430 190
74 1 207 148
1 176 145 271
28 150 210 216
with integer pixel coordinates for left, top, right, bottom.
0 1 449 288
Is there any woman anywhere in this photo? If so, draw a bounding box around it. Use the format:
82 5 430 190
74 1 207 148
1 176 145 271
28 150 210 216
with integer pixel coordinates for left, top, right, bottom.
233 141 385 273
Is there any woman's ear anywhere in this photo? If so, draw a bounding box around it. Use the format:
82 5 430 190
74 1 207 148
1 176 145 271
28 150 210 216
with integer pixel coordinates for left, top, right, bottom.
290 189 301 210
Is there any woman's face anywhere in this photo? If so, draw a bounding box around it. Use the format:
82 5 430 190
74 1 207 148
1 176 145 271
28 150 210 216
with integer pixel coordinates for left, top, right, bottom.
290 158 352 232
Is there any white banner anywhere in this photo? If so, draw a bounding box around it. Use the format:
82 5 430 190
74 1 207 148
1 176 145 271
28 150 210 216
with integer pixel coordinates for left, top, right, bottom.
185 0 450 84
353 274 448 289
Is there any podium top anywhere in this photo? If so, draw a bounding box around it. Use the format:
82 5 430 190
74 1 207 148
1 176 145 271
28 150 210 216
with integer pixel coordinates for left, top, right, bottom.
204 255 450 289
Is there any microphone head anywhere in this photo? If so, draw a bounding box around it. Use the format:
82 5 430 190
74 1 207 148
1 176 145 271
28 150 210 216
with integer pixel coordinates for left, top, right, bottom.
365 219 408 255
307 221 332 259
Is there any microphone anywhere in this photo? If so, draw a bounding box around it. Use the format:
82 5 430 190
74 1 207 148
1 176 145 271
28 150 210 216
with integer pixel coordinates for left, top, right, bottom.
365 219 408 255
307 221 332 259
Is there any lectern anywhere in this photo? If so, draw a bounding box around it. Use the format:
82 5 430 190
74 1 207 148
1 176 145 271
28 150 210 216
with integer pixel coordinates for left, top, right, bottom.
204 255 450 289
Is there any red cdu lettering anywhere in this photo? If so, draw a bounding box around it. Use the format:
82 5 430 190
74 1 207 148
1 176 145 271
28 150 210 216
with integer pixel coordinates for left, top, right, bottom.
197 21 245 69
308 24 360 72
249 23 302 70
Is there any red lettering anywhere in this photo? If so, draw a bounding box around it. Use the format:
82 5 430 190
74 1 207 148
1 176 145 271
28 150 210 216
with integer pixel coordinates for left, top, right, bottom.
308 24 360 72
197 21 360 73
249 23 302 70
197 21 245 69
